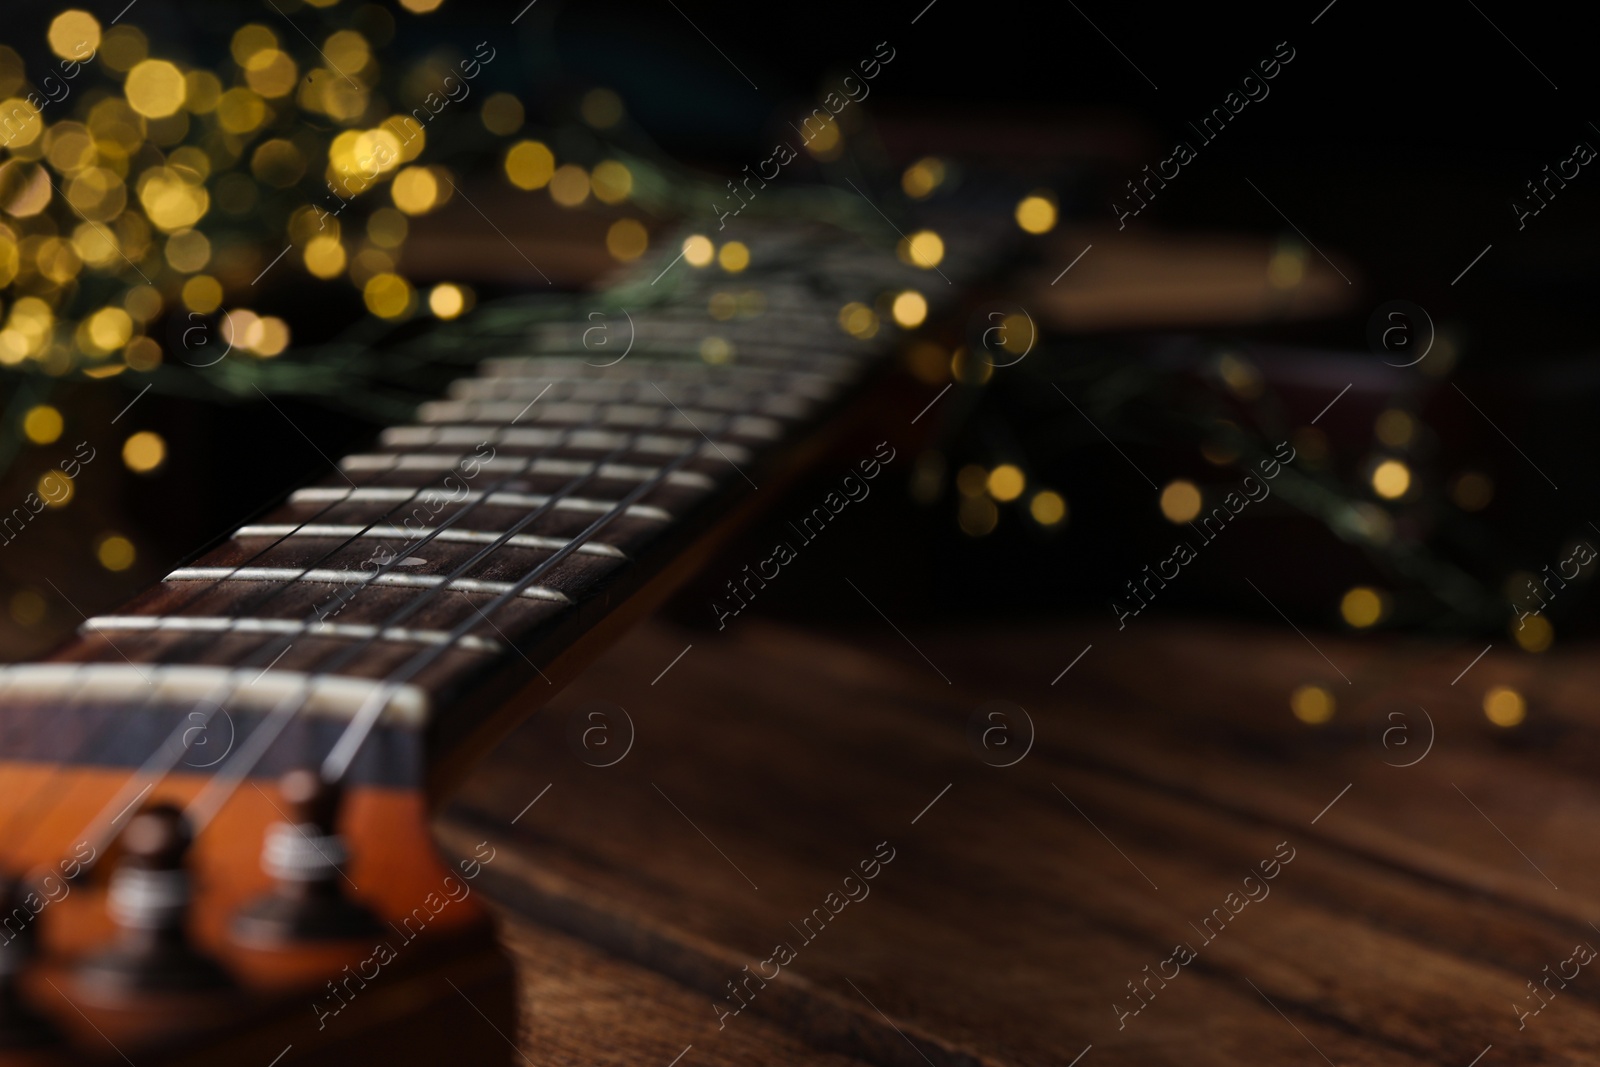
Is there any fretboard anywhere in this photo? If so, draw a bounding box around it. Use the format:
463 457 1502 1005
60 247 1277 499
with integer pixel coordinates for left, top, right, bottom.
0 216 1002 786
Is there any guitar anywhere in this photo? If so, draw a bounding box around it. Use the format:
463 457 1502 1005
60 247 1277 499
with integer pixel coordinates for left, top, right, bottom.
0 214 1003 1064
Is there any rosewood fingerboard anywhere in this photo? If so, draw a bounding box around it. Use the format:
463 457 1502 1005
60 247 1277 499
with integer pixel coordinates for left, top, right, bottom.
0 216 1005 791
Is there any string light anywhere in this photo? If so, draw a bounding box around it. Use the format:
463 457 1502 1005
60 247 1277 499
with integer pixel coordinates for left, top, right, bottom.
1340 586 1386 628
718 241 750 273
1029 490 1067 526
96 534 136 571
605 218 649 262
1015 193 1057 234
1159 480 1202 523
22 405 63 445
1289 684 1335 724
1483 686 1526 727
682 235 714 268
987 465 1025 502
1371 459 1411 500
428 283 466 319
891 290 927 328
122 430 165 473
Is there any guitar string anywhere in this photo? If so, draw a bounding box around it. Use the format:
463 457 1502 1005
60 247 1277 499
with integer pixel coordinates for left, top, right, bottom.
25 258 854 873
317 411 735 786
56 392 624 856
191 401 716 825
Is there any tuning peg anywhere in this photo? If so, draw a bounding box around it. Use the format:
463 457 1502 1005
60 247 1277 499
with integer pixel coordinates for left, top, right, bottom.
74 803 233 1001
231 770 382 947
0 874 59 1048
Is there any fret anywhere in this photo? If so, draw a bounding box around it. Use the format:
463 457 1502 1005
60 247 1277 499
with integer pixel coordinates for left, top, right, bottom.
378 425 757 463
0 663 428 722
81 615 503 653
288 487 674 522
233 524 628 559
445 378 817 420
162 568 572 604
335 453 718 490
481 355 860 385
415 399 784 439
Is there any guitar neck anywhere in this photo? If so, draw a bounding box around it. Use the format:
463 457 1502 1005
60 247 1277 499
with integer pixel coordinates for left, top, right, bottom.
0 216 1000 795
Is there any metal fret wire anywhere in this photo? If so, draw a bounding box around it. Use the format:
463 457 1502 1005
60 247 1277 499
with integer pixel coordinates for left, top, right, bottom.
319 411 734 784
41 387 617 862
190 402 714 825
59 385 681 854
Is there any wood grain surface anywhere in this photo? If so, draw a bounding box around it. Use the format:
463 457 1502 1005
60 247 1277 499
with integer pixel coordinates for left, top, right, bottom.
442 614 1600 1066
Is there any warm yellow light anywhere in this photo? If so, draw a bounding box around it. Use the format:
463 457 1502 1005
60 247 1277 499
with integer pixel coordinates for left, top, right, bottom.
1159 480 1202 523
97 534 136 571
400 0 445 11
138 166 209 232
364 273 413 318
99 25 147 72
1015 193 1058 235
122 430 165 473
803 120 841 159
244 49 297 98
48 11 101 61
891 290 928 329
1340 586 1385 628
718 241 750 273
708 292 737 321
38 471 73 508
428 283 466 319
0 98 42 146
125 59 187 118
605 218 649 262
1290 684 1335 724
366 208 409 249
216 87 267 134
682 234 715 268
549 165 590 207
837 302 878 339
22 405 63 445
86 308 134 353
1029 490 1067 526
1513 614 1553 653
1372 459 1411 500
987 464 1025 502
505 140 555 190
125 337 162 371
181 275 222 314
900 230 945 269
481 93 524 135
230 24 276 64
322 30 371 73
255 317 290 358
591 160 633 205
303 236 346 279
388 166 438 216
1483 686 1526 727
581 88 625 128
164 229 211 273
901 157 946 199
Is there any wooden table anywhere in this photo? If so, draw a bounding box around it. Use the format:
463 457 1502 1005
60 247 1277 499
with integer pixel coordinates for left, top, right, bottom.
441 615 1600 1066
